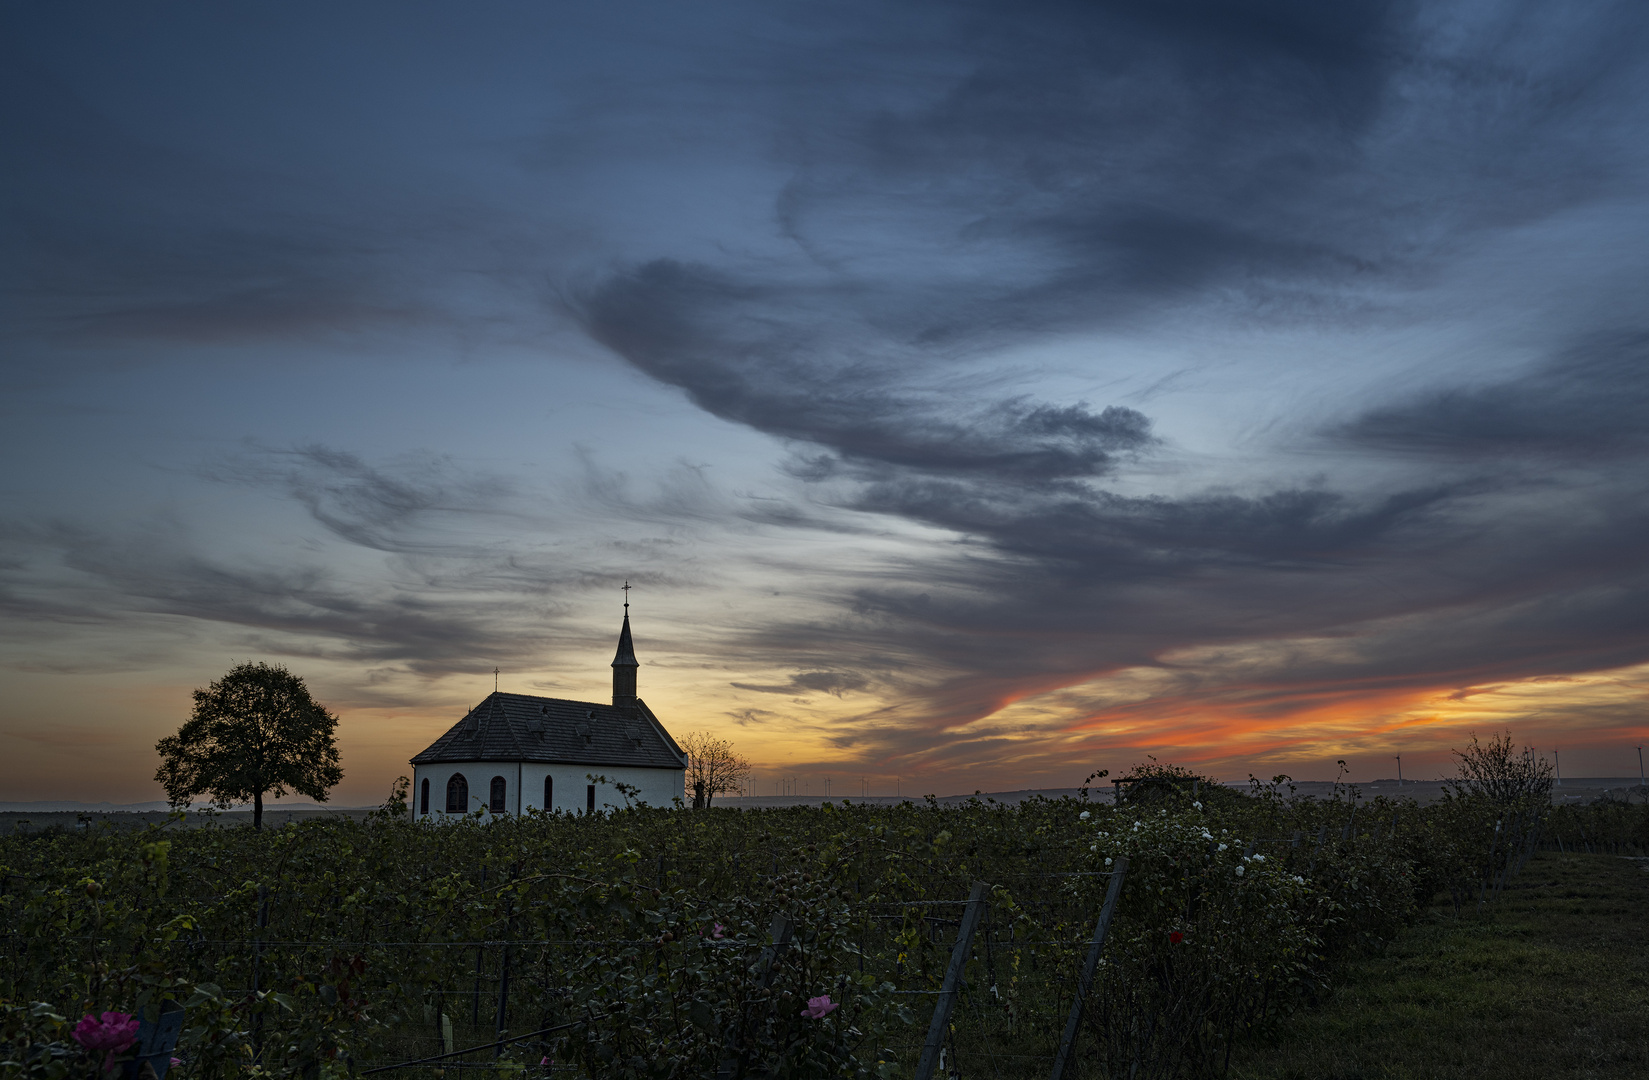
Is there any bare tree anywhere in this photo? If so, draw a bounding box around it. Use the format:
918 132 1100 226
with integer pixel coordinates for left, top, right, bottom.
1447 730 1554 806
681 731 751 809
1444 730 1554 902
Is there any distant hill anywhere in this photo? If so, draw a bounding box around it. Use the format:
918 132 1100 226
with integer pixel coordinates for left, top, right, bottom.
0 800 351 813
0 800 175 812
4 778 1640 816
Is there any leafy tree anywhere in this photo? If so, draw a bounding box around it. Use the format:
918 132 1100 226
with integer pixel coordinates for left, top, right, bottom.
154 661 343 829
681 731 751 808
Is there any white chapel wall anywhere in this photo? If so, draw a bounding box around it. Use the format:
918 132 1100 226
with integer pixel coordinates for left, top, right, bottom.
412 761 684 819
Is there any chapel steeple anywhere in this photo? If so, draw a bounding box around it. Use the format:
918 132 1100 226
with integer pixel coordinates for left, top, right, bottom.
612 582 638 707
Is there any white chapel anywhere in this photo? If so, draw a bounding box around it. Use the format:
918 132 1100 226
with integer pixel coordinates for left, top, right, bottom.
409 611 687 817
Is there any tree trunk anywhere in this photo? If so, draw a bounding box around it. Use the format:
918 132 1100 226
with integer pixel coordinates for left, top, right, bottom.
254 789 263 831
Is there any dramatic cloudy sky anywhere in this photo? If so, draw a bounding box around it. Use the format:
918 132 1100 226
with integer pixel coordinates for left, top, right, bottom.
4 1 1648 804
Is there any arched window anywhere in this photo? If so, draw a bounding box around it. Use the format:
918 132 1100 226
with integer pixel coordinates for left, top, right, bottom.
420 777 430 816
490 776 507 814
543 774 553 810
446 773 468 813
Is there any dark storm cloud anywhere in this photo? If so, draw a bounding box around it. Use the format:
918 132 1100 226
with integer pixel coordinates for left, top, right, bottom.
576 259 1154 483
8 0 1643 351
577 0 1649 512
768 0 1647 326
850 478 1468 572
7 0 1649 780
566 0 1649 767
1339 333 1649 459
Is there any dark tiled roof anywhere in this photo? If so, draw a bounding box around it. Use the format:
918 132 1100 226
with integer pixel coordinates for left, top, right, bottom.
410 692 686 770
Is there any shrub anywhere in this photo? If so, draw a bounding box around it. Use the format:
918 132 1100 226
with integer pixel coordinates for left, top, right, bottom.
0 773 1527 1079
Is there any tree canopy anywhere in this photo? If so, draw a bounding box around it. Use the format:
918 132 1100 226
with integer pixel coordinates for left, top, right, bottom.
154 661 343 829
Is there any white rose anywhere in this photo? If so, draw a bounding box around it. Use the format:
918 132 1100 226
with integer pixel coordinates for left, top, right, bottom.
1080 810 1091 820
1234 864 1245 877
1105 857 1113 866
1217 843 1228 851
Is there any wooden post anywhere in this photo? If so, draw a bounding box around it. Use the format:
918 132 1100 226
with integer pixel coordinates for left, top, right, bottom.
716 913 795 1080
914 881 989 1080
753 912 794 986
121 999 185 1080
493 946 512 1056
472 866 487 1027
252 885 269 1065
1048 858 1128 1080
494 867 519 1055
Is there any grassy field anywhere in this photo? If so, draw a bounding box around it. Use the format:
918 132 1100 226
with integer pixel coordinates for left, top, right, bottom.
1231 851 1649 1080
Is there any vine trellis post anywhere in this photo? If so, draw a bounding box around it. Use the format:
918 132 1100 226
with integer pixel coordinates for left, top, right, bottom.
1049 857 1129 1080
914 880 989 1080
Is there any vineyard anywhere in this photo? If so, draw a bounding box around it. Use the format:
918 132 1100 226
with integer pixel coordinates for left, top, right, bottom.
0 761 1588 1080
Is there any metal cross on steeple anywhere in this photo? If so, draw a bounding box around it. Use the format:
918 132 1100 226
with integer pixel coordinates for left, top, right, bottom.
622 580 631 616
493 667 499 692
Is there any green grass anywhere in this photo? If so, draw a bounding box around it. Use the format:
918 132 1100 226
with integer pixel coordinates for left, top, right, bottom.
1230 852 1649 1080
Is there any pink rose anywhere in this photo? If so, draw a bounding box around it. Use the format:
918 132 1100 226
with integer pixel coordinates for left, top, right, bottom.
800 994 837 1020
712 922 726 939
73 1012 140 1053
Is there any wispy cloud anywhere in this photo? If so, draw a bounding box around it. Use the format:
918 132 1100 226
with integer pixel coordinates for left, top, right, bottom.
732 671 870 697
5 0 1649 793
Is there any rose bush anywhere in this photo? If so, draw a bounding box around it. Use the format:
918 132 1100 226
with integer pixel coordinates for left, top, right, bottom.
0 774 1523 1079
1080 808 1318 1077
